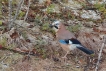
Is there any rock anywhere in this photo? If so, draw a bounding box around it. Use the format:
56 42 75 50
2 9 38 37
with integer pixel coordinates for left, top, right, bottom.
81 10 101 20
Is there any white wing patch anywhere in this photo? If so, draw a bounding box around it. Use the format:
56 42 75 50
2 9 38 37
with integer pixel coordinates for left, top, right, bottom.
69 40 72 44
68 40 76 50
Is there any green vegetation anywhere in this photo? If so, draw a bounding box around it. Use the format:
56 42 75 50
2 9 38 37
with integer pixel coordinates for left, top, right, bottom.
67 24 81 32
47 4 55 13
41 23 50 31
94 3 106 18
18 11 25 18
0 36 7 47
0 20 3 26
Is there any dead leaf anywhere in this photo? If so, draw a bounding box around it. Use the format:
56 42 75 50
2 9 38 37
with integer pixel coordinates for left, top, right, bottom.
10 31 19 39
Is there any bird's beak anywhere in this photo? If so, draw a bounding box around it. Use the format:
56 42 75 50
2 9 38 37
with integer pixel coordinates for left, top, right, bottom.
49 24 53 28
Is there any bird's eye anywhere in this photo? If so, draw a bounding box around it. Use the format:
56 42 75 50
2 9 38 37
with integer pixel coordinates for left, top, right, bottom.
55 23 58 25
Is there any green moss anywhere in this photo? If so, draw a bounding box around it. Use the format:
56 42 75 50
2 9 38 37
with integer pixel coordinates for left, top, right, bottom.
47 4 55 13
18 10 25 18
12 0 17 5
41 23 52 31
41 23 56 37
94 3 106 18
80 1 86 8
34 14 43 25
0 37 7 47
0 20 2 26
41 23 49 31
67 24 81 32
7 44 16 49
0 36 17 49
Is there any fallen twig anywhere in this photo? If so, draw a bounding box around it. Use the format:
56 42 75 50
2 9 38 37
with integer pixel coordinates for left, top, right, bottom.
95 36 106 71
1 47 37 56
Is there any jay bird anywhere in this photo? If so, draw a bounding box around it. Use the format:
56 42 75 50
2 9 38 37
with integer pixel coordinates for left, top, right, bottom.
49 20 94 58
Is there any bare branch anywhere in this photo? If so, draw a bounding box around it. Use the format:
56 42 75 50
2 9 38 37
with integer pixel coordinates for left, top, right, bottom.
23 0 31 22
9 0 24 29
95 36 106 71
8 0 12 24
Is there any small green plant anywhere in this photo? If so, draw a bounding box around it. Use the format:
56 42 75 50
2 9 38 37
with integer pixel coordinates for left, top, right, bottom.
41 23 56 36
34 14 43 25
47 4 55 13
7 43 16 49
41 23 53 32
12 0 17 6
0 20 2 26
80 1 86 8
41 23 49 31
0 36 17 49
94 3 106 18
0 36 7 47
18 10 25 18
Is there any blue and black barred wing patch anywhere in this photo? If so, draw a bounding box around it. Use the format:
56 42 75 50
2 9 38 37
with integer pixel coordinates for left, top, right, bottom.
59 38 81 45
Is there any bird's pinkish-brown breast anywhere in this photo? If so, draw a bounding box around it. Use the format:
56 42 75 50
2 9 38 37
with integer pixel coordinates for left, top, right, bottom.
56 24 76 40
59 43 70 52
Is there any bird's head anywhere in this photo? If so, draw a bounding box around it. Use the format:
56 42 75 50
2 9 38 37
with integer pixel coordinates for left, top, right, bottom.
49 20 62 32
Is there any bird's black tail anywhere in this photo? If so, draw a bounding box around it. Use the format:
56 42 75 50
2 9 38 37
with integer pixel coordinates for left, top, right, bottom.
77 45 94 55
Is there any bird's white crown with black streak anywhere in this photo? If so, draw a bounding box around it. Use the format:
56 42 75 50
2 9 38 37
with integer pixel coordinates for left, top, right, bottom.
51 20 61 32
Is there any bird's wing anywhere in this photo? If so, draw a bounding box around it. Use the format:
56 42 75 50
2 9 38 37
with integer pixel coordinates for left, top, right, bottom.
59 40 68 44
59 39 94 55
59 38 81 44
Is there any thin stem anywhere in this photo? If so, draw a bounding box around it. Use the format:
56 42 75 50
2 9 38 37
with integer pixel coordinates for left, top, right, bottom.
95 36 106 71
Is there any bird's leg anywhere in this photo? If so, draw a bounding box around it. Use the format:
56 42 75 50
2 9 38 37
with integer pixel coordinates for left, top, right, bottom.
62 51 69 59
